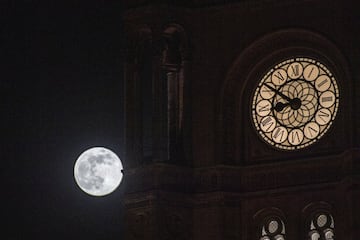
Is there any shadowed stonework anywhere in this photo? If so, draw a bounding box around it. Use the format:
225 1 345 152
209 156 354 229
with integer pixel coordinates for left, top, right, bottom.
122 0 360 239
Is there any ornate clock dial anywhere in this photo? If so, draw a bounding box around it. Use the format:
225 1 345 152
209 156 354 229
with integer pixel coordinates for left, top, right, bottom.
251 57 339 150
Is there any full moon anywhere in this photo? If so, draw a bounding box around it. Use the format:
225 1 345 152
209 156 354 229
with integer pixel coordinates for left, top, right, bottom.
74 147 123 196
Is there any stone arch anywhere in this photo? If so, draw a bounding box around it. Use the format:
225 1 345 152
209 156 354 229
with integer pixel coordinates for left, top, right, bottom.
156 23 191 164
218 28 351 165
253 207 287 240
123 25 154 167
161 23 190 66
123 24 153 63
302 202 335 240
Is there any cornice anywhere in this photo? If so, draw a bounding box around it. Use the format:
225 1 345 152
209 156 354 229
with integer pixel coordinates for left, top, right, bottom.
122 0 323 10
123 148 360 199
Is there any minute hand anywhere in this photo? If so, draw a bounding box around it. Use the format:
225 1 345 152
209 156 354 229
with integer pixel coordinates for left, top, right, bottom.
263 83 292 102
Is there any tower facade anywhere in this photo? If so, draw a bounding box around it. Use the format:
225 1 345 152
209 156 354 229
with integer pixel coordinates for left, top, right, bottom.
122 1 360 239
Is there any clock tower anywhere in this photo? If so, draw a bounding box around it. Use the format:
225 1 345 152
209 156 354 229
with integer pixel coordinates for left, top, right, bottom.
121 0 360 239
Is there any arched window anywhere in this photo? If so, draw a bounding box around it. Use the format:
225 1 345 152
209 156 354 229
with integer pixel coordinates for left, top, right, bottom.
260 216 286 240
159 25 189 163
254 208 286 240
308 213 335 240
123 24 190 166
302 202 335 240
123 26 153 166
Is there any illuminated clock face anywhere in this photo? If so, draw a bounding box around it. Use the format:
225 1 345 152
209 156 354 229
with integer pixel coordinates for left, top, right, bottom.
251 57 339 150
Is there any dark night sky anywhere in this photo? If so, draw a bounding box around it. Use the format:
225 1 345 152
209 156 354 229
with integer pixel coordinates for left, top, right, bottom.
2 1 126 238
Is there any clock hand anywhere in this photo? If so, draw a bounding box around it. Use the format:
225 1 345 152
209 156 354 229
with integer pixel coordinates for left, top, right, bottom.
274 98 302 112
263 83 292 102
274 102 290 112
264 83 302 111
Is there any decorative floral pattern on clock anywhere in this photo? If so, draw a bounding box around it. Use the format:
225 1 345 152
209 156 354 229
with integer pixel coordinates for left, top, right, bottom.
252 57 339 150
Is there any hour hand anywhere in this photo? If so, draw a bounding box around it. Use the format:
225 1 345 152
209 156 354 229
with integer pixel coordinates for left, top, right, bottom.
273 102 290 112
263 83 292 102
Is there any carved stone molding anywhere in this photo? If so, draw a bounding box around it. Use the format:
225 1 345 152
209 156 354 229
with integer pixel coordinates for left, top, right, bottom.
123 149 358 196
122 0 321 10
123 153 357 239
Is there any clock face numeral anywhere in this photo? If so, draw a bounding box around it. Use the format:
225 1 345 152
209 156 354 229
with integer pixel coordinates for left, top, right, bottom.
272 126 288 143
303 64 320 81
320 91 336 108
260 116 276 133
252 57 339 150
271 69 287 86
256 100 272 116
260 82 276 99
287 62 303 79
315 108 332 125
304 122 320 139
288 129 304 146
315 75 331 92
